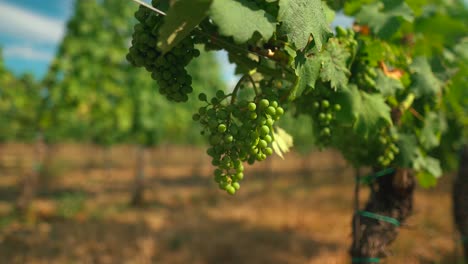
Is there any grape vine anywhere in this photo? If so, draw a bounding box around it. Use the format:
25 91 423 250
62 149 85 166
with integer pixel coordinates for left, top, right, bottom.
127 2 200 102
126 0 462 199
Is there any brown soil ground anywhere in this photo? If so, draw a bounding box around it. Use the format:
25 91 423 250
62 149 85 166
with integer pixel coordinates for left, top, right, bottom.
0 143 465 264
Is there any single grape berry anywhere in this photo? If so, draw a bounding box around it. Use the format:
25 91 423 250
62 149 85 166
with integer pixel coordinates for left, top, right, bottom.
248 102 257 111
322 100 330 108
216 90 225 99
192 113 200 121
259 99 269 109
266 106 276 116
218 124 227 133
226 185 236 195
198 93 207 102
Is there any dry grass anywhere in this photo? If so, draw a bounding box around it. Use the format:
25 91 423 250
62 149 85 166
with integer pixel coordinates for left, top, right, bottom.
0 143 464 264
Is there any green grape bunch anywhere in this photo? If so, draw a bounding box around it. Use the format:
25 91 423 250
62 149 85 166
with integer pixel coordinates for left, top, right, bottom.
376 128 400 167
310 98 341 146
193 91 284 195
126 3 200 102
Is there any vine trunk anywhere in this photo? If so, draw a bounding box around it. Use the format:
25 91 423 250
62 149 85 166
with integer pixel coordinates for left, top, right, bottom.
350 168 415 260
453 144 468 260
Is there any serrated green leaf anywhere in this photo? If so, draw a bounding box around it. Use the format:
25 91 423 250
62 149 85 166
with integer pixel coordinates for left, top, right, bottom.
409 57 442 98
375 69 404 97
317 38 350 90
419 111 446 149
396 133 418 167
209 0 276 44
157 0 213 53
272 127 293 159
278 0 332 51
355 0 414 39
291 51 321 99
334 85 392 139
414 155 442 187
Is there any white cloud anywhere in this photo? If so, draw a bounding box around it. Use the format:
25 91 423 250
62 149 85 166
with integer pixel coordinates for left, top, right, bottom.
0 1 65 44
4 45 53 61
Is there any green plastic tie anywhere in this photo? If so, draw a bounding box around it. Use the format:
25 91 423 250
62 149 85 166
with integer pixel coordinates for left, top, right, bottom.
359 168 395 185
352 257 380 263
358 210 400 226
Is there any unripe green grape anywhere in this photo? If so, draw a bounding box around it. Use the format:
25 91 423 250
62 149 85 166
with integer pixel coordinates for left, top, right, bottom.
322 127 331 136
313 102 320 108
334 104 341 111
248 102 257 111
260 125 270 135
259 99 269 109
192 113 200 121
257 117 267 125
211 97 219 105
322 100 330 108
264 135 272 143
219 181 229 190
264 147 273 156
326 113 333 121
232 182 240 190
387 152 394 160
276 107 284 116
250 112 258 120
266 106 276 116
319 113 326 120
258 140 268 149
266 118 274 126
250 147 258 155
235 172 244 181
226 185 236 195
216 90 225 99
198 107 207 115
271 101 278 108
218 124 227 133
224 134 234 143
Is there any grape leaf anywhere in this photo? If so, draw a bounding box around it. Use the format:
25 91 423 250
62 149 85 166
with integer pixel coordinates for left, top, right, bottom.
158 0 213 53
278 0 332 51
317 38 350 90
419 111 446 149
414 154 442 187
375 69 404 97
355 0 414 39
409 57 442 98
396 133 418 167
209 0 276 44
335 85 392 139
291 52 321 99
272 127 293 159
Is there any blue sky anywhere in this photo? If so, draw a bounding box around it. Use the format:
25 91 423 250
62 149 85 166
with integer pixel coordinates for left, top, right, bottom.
0 0 74 78
0 0 353 85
